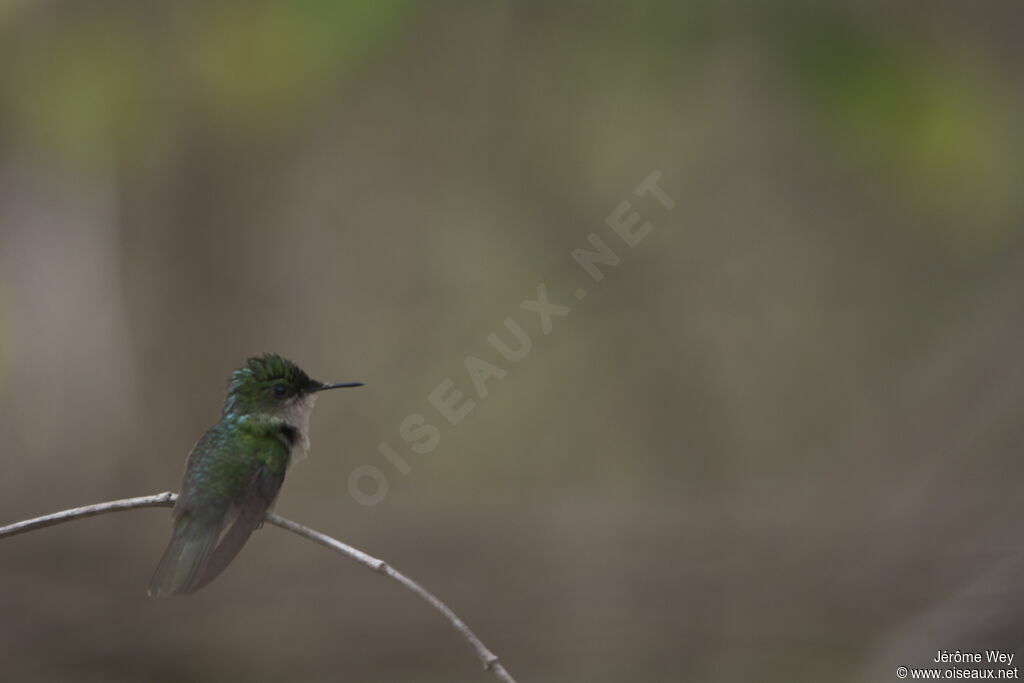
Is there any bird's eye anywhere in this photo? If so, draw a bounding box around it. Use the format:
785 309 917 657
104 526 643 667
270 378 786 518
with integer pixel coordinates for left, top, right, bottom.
272 384 289 397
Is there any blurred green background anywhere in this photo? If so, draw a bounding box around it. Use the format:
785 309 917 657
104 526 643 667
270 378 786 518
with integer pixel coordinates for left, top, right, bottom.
2 2 1024 682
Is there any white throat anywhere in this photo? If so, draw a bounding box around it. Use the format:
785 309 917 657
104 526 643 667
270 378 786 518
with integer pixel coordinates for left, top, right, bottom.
281 394 317 463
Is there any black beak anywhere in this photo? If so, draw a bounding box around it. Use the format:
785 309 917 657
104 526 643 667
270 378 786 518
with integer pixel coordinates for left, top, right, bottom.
311 381 364 392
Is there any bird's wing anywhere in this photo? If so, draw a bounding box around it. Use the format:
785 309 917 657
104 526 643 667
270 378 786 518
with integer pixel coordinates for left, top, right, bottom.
148 423 290 597
186 462 287 593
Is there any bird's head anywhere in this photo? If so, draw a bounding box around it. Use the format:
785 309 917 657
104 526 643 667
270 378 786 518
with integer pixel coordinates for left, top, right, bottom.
224 353 362 417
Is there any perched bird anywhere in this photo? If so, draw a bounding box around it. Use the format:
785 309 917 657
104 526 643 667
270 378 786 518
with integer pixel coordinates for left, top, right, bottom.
148 354 362 597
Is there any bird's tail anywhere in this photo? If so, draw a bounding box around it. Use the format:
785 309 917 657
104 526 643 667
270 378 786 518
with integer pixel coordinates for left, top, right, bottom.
183 502 265 594
147 517 221 597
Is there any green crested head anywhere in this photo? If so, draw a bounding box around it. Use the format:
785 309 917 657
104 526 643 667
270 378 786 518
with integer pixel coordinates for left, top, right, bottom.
224 353 362 416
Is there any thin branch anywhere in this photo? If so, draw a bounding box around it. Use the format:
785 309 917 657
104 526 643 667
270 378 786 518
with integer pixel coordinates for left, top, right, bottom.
0 492 178 537
266 514 515 682
1 492 517 683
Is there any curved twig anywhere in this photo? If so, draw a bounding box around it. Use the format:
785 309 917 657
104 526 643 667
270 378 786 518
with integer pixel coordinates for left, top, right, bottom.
0 492 517 683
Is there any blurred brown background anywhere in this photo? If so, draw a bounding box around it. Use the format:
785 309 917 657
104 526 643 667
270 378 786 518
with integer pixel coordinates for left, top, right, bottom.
2 2 1024 682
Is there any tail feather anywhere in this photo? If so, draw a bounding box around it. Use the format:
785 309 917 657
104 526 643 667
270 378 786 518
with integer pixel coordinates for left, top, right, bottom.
147 519 221 597
186 504 265 593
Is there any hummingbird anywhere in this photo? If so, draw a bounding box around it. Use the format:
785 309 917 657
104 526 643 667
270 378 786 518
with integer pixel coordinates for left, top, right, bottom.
148 353 362 597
